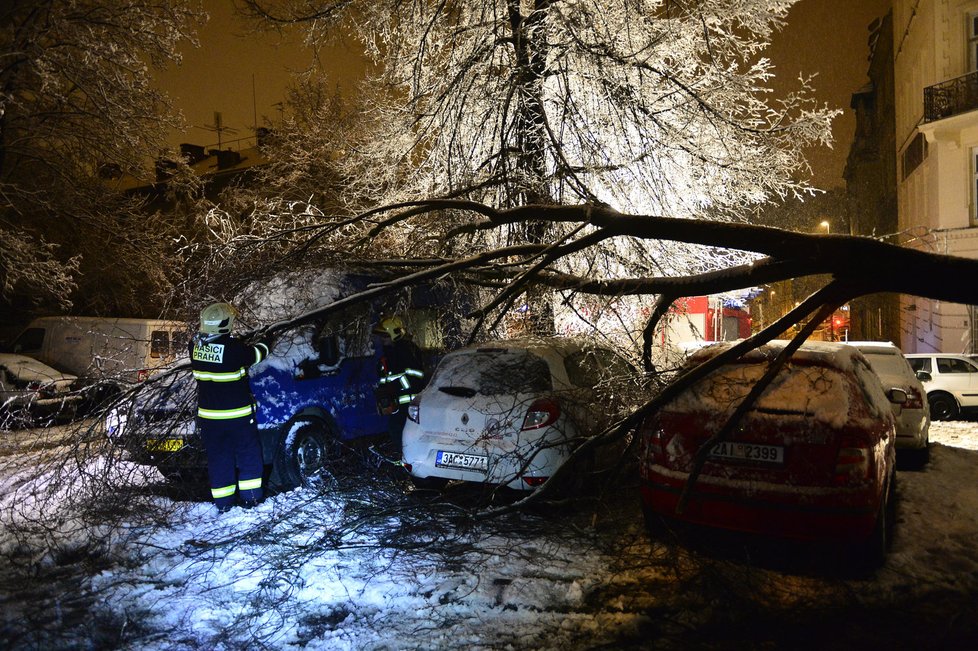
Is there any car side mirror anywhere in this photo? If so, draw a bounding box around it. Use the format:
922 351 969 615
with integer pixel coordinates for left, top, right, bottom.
886 388 908 405
916 370 932 382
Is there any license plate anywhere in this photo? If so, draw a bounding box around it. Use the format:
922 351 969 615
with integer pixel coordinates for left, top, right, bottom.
145 438 185 452
710 441 783 464
435 450 488 472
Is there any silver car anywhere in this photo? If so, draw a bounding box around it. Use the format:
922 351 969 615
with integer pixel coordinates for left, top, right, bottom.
847 342 930 465
905 352 978 422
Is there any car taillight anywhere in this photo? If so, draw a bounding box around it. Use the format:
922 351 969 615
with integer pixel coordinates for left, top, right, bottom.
834 436 872 485
521 398 560 431
522 476 548 488
904 387 924 410
407 399 420 423
27 381 55 397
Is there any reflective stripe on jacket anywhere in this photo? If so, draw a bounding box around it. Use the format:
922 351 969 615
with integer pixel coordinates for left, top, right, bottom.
377 338 426 405
189 334 269 420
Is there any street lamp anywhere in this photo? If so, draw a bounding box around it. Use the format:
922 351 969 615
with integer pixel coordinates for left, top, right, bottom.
820 220 830 234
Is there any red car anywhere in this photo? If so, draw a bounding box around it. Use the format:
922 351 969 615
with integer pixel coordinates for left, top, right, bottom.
639 340 903 566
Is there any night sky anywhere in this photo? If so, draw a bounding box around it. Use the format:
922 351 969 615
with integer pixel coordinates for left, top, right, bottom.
156 0 892 190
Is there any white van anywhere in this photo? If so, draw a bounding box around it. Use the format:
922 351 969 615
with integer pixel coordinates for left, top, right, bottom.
10 316 188 383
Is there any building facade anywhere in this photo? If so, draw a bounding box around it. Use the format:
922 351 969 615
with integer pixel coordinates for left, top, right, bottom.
896 0 978 353
846 11 901 344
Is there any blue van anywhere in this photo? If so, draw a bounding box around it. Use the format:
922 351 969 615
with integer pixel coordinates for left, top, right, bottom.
107 270 467 490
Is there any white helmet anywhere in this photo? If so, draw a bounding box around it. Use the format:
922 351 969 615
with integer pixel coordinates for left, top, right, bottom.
200 302 237 334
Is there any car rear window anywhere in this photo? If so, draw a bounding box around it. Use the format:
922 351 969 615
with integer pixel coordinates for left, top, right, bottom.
431 349 552 395
666 361 854 427
860 350 912 379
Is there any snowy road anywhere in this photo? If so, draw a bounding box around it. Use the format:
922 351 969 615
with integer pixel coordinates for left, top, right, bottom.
0 421 976 649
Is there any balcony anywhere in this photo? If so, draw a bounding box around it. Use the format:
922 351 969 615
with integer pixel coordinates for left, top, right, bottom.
924 71 978 122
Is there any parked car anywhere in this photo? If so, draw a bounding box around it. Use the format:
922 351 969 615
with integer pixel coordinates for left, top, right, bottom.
844 341 930 465
401 337 640 492
639 340 903 567
905 353 978 421
0 353 84 428
105 268 470 490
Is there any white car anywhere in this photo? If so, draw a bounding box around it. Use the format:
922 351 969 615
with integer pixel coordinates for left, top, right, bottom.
846 342 930 465
905 353 978 421
401 337 639 492
0 353 82 428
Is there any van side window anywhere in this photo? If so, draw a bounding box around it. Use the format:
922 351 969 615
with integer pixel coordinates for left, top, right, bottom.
296 322 342 380
12 327 44 354
150 331 169 358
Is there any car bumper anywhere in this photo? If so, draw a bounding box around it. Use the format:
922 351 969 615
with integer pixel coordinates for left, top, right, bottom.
895 411 929 450
640 469 881 542
402 431 568 491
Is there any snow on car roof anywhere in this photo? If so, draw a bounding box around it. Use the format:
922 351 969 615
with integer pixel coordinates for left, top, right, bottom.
688 339 864 371
676 339 892 427
461 336 605 356
236 268 351 323
0 353 76 381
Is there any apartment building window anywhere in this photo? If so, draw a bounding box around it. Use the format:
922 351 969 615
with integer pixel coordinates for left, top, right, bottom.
970 12 978 71
902 132 928 180
972 147 978 224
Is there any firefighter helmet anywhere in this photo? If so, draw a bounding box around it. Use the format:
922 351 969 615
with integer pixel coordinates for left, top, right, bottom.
200 302 237 334
374 315 407 341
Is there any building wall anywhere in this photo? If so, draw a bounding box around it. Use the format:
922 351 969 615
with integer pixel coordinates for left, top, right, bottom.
895 0 978 352
846 11 902 344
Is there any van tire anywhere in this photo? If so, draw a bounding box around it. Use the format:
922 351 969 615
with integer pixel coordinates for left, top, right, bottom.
274 417 345 491
927 392 959 421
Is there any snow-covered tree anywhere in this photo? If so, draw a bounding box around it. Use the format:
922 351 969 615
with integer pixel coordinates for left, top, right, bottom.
0 0 204 314
246 1 834 224
235 0 837 335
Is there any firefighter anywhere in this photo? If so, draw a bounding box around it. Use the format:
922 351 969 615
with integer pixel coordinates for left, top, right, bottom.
374 315 425 452
189 302 272 512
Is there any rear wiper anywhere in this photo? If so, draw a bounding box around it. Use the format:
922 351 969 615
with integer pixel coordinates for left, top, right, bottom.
438 386 477 398
750 406 814 417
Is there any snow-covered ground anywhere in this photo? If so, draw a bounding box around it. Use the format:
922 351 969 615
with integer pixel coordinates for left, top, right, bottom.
1 421 977 650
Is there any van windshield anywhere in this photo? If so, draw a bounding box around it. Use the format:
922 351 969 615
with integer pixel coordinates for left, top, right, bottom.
12 328 44 354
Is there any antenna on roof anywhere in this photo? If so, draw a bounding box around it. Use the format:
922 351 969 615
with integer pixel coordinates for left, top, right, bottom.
200 111 238 149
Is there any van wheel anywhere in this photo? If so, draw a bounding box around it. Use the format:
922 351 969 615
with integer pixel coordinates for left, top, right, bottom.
928 393 959 421
274 417 345 490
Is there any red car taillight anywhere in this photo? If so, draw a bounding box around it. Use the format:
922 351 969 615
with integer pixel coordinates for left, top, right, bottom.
521 398 560 431
28 381 55 398
904 387 925 410
638 416 670 464
833 436 873 485
522 476 548 487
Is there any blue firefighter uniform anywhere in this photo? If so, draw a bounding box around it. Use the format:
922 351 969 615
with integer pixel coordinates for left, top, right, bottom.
189 333 270 511
376 336 425 450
